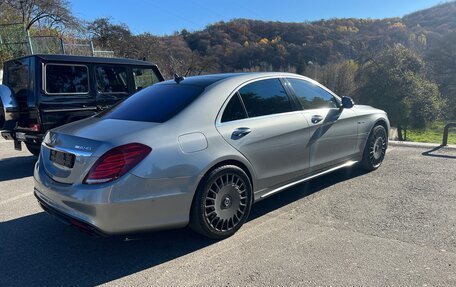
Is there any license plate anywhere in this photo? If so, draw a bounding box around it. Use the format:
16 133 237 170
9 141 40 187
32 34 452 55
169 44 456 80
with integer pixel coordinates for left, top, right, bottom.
16 132 26 141
50 149 75 168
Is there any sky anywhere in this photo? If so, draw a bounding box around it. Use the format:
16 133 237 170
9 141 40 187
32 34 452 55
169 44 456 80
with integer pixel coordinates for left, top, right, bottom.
70 0 447 35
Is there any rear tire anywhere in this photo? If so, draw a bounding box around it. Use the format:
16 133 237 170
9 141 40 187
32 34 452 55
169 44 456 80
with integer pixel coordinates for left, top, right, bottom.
190 165 253 239
360 125 387 171
26 143 41 157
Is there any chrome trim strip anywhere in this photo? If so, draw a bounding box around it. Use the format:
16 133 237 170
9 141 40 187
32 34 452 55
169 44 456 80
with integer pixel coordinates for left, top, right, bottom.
260 160 358 199
42 107 97 113
42 142 93 157
43 63 90 96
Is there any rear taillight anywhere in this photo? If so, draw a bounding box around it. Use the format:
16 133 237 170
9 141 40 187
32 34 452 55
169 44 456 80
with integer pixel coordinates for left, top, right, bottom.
29 123 41 131
83 143 151 184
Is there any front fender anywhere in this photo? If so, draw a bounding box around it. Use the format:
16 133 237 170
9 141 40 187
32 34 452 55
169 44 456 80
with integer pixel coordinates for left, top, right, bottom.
0 84 19 130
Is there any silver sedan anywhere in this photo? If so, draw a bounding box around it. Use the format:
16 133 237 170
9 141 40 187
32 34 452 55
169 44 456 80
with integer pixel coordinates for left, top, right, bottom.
34 72 389 239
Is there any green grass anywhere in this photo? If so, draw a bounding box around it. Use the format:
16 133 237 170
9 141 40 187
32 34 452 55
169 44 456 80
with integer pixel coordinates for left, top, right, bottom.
406 121 456 145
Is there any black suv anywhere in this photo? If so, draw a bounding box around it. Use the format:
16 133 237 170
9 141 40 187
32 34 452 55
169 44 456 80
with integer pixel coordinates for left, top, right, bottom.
0 54 164 155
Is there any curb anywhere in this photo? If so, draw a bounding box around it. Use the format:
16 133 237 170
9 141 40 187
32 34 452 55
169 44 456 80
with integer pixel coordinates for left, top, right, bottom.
388 140 456 150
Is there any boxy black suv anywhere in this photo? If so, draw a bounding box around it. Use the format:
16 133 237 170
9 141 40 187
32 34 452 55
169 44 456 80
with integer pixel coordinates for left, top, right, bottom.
0 54 164 155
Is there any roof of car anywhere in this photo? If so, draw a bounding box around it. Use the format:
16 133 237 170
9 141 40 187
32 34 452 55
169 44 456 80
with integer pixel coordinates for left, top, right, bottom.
158 73 247 87
7 54 157 66
157 72 310 88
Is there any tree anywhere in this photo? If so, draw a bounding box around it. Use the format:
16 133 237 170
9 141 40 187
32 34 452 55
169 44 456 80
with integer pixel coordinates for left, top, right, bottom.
304 60 358 97
426 32 456 119
356 44 444 140
1 0 78 31
87 18 135 58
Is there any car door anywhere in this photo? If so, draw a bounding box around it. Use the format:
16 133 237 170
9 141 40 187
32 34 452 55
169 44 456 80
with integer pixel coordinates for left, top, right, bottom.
39 62 97 132
286 78 358 171
216 78 312 191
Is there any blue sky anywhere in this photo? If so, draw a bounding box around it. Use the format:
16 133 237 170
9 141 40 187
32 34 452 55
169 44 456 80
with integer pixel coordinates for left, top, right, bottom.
71 0 446 35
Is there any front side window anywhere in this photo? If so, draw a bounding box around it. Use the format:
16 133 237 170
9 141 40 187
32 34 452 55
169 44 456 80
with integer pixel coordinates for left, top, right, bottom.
96 66 128 93
102 83 204 123
287 78 338 109
45 64 89 94
238 79 292 118
133 68 160 91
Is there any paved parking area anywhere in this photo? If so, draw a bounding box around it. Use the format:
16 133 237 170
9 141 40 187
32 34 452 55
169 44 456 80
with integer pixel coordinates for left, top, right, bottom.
0 139 455 286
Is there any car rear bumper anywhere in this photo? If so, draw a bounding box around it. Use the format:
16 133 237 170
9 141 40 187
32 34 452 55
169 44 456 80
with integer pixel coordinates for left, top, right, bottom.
33 159 196 235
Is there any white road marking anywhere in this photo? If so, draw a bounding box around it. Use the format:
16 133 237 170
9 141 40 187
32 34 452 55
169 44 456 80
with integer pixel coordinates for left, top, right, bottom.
0 192 32 205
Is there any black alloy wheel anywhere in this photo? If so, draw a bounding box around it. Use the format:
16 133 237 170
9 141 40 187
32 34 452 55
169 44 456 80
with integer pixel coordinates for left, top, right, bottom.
361 125 387 171
190 165 252 239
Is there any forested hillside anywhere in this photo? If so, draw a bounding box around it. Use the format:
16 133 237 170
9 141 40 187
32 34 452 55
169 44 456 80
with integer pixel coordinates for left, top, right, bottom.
1 0 456 137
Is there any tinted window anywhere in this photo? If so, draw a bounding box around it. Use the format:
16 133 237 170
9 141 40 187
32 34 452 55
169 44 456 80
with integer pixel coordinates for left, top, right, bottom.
239 79 292 117
96 66 128 93
221 94 247 122
102 84 204 123
288 78 338 109
5 59 29 96
45 64 89 94
133 68 160 91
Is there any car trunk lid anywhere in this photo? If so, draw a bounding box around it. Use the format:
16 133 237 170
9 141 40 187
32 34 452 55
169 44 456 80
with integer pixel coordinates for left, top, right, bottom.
41 117 157 184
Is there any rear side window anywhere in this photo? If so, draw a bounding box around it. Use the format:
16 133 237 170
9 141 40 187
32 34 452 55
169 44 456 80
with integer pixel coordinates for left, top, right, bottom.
238 79 292 118
102 84 204 123
5 59 30 97
133 68 160 91
287 78 338 109
221 94 247 122
45 64 89 94
96 66 128 93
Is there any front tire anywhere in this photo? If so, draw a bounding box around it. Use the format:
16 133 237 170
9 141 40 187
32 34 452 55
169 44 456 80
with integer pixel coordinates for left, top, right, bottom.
360 125 387 171
190 165 253 239
26 143 41 157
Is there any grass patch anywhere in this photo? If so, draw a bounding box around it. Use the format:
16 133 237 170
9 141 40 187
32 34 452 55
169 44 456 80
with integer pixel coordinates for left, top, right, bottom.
406 121 456 144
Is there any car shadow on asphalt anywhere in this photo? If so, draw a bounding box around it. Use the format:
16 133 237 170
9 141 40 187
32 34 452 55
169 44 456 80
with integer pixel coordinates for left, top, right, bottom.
0 155 36 181
249 167 367 221
0 167 367 286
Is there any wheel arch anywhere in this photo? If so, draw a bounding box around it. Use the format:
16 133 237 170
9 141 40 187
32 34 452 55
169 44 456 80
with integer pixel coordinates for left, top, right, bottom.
208 160 253 187
361 117 389 152
372 118 389 147
189 157 255 218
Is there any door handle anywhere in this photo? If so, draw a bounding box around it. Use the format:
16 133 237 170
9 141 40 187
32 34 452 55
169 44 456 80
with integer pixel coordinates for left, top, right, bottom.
232 127 251 138
311 115 324 124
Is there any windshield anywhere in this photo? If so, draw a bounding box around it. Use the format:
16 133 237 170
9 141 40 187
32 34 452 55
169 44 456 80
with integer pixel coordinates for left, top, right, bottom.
101 84 204 123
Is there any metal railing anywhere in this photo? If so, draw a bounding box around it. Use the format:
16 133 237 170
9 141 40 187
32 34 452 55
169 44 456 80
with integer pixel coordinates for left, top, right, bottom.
442 123 456 146
0 24 114 58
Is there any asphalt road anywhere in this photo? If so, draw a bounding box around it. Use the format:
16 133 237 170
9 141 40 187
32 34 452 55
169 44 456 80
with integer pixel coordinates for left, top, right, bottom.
0 139 455 286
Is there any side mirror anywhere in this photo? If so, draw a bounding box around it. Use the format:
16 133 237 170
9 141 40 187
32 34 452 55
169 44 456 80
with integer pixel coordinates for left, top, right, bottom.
341 96 354 109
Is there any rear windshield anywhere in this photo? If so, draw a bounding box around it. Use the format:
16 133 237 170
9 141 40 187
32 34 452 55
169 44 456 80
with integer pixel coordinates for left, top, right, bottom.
101 84 204 123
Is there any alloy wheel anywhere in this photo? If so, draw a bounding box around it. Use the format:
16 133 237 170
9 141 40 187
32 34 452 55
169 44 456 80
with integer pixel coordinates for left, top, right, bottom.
204 173 248 232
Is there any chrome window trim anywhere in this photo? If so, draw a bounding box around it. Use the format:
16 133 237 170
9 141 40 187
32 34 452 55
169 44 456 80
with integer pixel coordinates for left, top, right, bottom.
42 107 98 113
43 63 90 96
216 76 300 125
285 76 342 108
95 65 129 94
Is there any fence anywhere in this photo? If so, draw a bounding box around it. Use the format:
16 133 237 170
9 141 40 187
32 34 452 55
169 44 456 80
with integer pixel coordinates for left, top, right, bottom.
442 123 456 146
0 23 114 58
